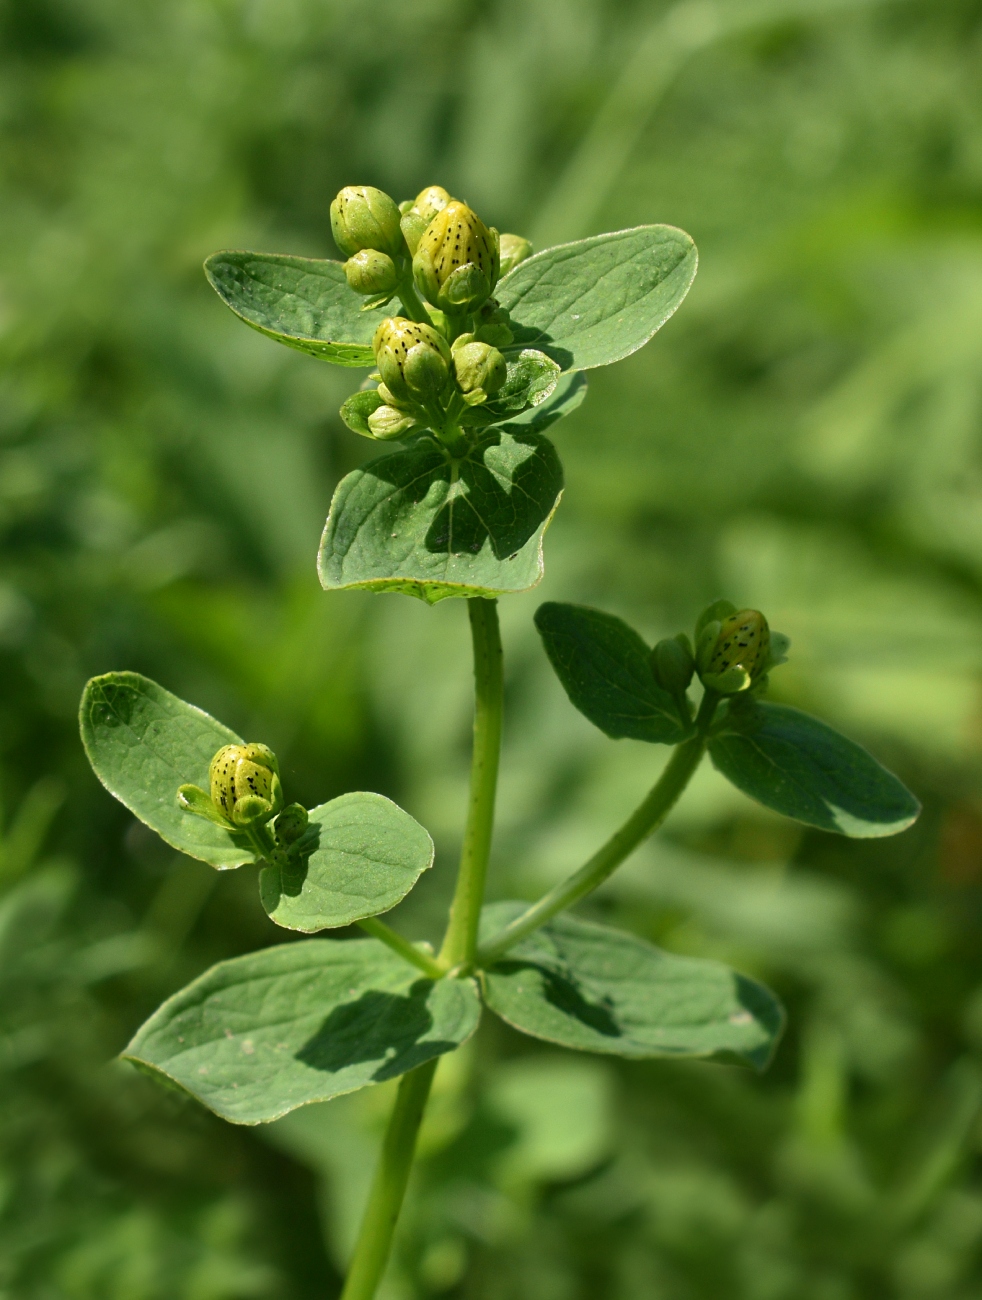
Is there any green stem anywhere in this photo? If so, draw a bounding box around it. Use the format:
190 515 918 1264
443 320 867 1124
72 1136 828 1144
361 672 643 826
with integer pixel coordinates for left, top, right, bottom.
339 1060 438 1300
397 277 430 323
476 691 718 966
357 916 445 980
439 598 504 970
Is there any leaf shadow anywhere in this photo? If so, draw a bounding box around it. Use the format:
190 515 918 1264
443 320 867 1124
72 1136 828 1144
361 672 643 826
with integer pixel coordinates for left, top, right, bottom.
494 960 622 1038
295 981 457 1082
422 429 563 559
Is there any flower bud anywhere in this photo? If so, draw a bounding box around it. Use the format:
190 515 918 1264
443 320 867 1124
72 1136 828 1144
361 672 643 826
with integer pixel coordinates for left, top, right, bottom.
330 186 403 259
274 803 309 846
651 634 695 698
413 185 452 223
452 337 507 404
413 201 499 310
368 404 421 440
400 186 453 256
701 610 770 694
499 233 533 277
209 743 283 827
372 317 451 404
344 249 399 297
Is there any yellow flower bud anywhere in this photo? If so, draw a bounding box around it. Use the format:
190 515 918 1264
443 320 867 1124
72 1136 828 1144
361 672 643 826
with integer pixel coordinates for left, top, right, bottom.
499 233 533 277
702 610 770 693
413 185 452 223
209 743 283 827
400 186 454 256
413 201 499 310
343 249 399 296
330 186 403 259
372 317 451 405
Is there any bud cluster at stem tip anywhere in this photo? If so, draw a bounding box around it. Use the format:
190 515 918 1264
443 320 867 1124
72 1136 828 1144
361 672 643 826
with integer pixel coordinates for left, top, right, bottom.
331 180 538 442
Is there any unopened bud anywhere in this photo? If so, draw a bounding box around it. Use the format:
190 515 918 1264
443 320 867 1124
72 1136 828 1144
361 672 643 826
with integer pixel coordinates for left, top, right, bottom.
330 186 403 259
499 233 533 277
651 634 695 698
274 803 309 846
373 317 451 404
209 743 283 827
368 404 421 440
344 249 399 297
452 337 506 404
701 610 770 694
400 185 453 256
413 201 499 310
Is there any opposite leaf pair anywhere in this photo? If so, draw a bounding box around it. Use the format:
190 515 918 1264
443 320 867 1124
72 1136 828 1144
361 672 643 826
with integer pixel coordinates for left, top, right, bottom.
537 600 920 839
79 669 784 1125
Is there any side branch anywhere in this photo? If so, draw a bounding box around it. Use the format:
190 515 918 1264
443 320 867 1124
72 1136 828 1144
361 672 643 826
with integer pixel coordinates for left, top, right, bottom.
476 692 717 965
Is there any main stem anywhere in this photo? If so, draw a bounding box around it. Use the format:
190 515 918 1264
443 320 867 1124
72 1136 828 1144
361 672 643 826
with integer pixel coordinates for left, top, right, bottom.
476 690 718 966
339 598 503 1299
439 597 504 969
339 1060 438 1300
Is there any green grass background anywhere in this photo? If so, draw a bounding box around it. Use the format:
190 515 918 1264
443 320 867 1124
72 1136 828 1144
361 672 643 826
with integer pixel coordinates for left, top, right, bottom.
3 0 982 1294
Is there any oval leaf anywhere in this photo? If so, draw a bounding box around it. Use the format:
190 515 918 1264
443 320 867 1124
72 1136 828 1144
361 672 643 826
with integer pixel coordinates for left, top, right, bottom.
124 939 481 1124
709 700 921 838
205 251 391 367
259 792 434 931
497 225 697 372
318 429 563 603
479 903 783 1070
80 672 251 870
535 602 692 743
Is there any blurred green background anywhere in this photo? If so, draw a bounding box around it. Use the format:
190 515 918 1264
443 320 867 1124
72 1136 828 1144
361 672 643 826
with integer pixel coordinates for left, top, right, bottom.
3 0 982 1294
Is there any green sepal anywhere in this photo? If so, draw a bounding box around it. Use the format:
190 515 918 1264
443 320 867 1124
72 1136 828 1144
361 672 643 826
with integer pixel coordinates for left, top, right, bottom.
534 602 693 744
177 784 234 830
479 904 784 1070
709 699 921 838
341 389 384 437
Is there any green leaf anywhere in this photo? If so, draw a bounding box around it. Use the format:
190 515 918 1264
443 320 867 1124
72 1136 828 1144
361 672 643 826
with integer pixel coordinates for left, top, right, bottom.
485 348 560 416
124 939 481 1124
318 428 563 603
205 251 391 367
500 369 587 432
80 672 251 870
259 792 434 931
708 700 921 838
479 904 783 1069
535 602 692 743
497 225 697 372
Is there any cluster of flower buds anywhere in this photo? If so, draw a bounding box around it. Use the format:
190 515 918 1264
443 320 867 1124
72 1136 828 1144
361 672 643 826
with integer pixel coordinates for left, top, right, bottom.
332 182 537 442
694 601 789 695
178 743 309 852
